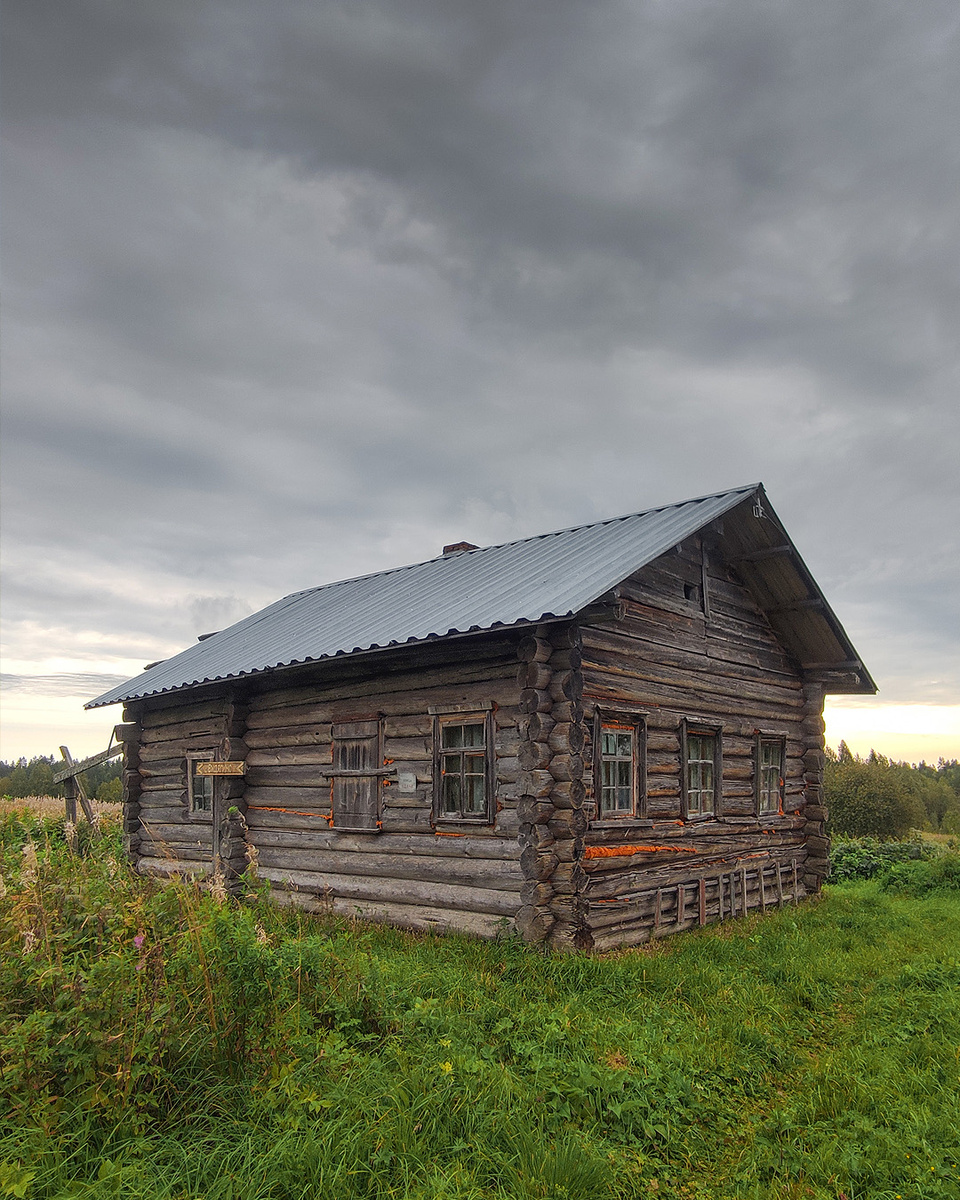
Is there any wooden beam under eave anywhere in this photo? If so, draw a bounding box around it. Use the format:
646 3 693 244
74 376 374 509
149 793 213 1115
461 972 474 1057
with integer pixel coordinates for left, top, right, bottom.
731 544 793 564
766 598 826 616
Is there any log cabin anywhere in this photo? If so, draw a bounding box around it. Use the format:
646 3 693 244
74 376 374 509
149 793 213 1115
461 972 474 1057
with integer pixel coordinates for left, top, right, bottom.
88 483 875 951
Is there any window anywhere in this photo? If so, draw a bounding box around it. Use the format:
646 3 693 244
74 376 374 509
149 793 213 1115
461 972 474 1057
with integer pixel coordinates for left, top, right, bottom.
331 718 381 831
594 712 645 818
682 725 720 819
187 756 214 817
435 714 493 821
757 737 785 816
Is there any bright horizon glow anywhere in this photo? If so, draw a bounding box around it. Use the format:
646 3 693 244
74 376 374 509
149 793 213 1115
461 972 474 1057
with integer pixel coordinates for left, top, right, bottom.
823 701 960 765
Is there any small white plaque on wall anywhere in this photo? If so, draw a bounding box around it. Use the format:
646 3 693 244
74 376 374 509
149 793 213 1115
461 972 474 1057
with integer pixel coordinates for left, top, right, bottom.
396 772 418 794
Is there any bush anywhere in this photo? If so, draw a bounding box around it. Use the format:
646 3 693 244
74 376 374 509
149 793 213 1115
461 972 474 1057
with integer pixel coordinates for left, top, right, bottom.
825 756 926 838
880 852 960 897
830 836 926 882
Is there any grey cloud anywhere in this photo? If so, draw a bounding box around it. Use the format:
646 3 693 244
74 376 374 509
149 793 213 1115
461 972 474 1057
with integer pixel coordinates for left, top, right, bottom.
1 674 130 697
1 0 958 723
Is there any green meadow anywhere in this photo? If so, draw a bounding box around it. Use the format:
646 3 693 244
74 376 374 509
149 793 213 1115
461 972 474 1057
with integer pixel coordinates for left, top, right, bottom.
1 810 958 1200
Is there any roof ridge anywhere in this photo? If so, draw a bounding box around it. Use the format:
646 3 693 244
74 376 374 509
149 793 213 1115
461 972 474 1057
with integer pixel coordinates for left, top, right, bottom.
283 482 761 602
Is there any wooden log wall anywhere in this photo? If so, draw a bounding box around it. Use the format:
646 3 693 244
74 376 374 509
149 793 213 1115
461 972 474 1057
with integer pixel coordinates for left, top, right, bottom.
127 636 525 938
577 536 825 949
123 695 242 878
116 720 142 867
799 682 829 893
515 624 591 951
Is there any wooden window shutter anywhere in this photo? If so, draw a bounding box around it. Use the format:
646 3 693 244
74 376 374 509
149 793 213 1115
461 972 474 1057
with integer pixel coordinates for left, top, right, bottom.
331 719 381 831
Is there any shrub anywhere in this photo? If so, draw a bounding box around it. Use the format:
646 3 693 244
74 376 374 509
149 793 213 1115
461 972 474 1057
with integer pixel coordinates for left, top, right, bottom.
825 757 926 838
830 836 925 882
880 852 960 897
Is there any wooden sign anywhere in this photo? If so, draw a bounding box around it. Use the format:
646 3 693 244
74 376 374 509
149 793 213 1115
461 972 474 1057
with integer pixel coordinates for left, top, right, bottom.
196 761 246 777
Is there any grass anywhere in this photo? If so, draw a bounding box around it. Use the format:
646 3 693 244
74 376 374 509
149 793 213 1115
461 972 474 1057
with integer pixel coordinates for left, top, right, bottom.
1 806 958 1199
0 796 122 821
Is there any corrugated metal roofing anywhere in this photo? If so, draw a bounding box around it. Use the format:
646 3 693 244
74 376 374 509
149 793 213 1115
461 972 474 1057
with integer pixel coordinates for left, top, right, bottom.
88 484 762 709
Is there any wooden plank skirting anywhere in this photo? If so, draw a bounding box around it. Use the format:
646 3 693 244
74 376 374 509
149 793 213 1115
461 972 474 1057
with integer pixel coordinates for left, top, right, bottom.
587 858 801 945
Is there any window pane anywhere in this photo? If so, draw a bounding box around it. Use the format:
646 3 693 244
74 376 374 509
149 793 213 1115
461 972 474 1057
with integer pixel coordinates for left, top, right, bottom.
464 774 486 813
442 774 461 813
439 719 488 819
686 732 716 817
462 722 485 748
192 766 213 813
600 724 635 815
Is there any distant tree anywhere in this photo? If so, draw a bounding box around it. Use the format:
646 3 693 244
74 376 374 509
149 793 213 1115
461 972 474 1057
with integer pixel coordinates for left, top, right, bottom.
96 777 122 805
825 753 926 839
0 750 121 800
0 755 64 800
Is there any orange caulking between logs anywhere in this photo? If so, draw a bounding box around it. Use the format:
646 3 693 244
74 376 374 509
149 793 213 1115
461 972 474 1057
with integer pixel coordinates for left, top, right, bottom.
583 844 698 859
246 805 334 825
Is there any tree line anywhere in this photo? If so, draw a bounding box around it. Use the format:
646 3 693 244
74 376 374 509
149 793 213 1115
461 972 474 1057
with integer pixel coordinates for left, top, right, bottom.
825 744 960 839
0 754 123 805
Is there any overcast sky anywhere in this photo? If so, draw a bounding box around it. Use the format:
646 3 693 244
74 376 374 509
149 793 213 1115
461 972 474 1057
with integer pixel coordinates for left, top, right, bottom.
2 0 958 763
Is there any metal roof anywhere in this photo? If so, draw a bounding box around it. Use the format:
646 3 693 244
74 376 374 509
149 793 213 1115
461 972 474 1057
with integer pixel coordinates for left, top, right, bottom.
87 482 871 708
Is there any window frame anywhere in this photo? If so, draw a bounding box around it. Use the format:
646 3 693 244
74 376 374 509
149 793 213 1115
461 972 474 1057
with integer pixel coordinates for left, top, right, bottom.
185 751 216 820
681 721 722 821
593 709 646 820
433 709 495 824
756 735 786 817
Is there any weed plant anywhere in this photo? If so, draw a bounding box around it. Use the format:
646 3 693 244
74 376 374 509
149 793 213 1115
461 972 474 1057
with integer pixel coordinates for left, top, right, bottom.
1 809 959 1199
830 834 960 884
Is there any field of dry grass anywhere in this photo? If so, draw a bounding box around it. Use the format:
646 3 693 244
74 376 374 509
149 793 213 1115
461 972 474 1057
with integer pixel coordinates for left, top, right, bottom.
0 795 122 821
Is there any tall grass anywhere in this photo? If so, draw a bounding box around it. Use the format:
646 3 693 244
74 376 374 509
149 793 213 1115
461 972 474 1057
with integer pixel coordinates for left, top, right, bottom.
1 807 959 1199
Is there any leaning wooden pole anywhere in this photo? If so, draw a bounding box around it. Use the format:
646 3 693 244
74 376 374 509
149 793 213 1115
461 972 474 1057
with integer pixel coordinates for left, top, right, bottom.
59 746 97 826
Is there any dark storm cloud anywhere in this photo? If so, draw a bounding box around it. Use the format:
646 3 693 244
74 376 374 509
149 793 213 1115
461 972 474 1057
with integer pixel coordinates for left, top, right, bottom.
1 0 958 719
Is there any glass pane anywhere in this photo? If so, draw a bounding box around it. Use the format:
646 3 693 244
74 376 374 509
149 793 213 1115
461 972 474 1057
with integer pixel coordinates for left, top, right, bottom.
443 753 461 776
617 732 633 757
602 761 616 790
462 722 485 748
601 730 618 756
465 754 485 775
442 725 463 748
442 774 461 813
617 761 631 788
465 774 486 813
616 785 631 810
192 767 213 812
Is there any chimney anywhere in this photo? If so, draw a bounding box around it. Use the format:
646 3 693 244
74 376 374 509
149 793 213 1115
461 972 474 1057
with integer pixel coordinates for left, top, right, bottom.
443 541 478 555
